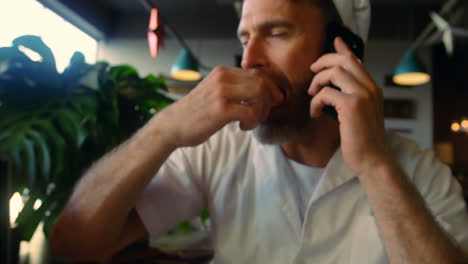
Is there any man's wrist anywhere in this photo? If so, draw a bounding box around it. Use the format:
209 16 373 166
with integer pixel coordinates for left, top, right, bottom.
358 152 400 183
133 112 179 155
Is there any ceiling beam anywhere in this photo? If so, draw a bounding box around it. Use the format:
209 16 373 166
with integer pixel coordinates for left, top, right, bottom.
37 0 117 40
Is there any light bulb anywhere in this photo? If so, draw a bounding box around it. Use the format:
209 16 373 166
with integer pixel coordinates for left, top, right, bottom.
461 119 468 129
451 122 461 132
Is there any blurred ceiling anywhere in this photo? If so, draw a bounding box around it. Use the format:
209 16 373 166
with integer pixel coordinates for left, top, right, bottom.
38 0 467 41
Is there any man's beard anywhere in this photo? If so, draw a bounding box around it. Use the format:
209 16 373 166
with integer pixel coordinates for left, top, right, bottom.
253 73 313 145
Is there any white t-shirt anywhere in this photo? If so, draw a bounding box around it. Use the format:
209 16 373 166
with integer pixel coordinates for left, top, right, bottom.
287 160 324 223
136 123 468 263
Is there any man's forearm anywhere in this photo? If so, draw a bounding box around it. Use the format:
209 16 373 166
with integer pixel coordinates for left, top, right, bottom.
360 157 466 263
51 113 177 256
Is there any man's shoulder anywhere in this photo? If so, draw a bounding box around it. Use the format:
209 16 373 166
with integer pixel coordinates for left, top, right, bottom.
386 131 433 177
386 131 423 159
386 131 452 188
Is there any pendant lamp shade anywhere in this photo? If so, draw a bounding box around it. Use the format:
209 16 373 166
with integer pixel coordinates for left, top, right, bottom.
147 31 158 58
393 50 431 86
171 49 201 81
148 8 159 58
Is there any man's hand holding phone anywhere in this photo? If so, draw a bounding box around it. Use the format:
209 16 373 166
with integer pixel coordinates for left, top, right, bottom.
308 36 390 177
155 66 284 148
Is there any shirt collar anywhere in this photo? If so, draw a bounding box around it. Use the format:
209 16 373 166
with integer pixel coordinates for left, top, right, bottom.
310 147 356 202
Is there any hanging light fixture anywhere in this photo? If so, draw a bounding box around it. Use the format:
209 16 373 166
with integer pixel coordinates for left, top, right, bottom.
393 50 431 86
147 7 159 58
141 0 205 81
392 0 460 86
170 49 201 81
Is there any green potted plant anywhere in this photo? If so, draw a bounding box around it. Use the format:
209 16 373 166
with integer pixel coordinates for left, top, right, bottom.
0 35 173 247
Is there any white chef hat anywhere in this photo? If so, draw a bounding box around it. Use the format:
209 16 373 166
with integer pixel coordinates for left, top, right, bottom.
332 0 371 43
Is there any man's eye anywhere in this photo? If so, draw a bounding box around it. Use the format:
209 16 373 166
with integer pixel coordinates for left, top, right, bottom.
271 31 287 37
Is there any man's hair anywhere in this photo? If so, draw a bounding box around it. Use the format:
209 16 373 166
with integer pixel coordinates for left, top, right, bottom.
241 0 342 25
291 0 343 25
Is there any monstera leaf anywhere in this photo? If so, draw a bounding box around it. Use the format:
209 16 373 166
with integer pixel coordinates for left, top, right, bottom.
12 35 57 72
0 35 63 108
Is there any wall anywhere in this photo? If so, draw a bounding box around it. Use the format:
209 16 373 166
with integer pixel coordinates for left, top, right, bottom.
98 38 434 150
365 41 433 150
97 38 242 77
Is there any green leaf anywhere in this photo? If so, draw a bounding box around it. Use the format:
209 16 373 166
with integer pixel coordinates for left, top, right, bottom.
7 36 62 100
95 61 109 68
10 143 27 190
143 74 167 91
177 220 193 233
1 122 42 188
68 51 85 66
1 121 31 150
16 193 53 242
14 192 41 241
0 125 18 149
200 209 210 230
69 94 99 119
110 65 139 81
27 130 51 181
33 120 66 179
23 138 36 186
201 209 210 222
62 52 92 85
12 35 57 73
0 110 36 130
54 109 87 148
0 47 30 64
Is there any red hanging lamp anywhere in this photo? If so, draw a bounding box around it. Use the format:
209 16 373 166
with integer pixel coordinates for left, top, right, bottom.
147 7 164 58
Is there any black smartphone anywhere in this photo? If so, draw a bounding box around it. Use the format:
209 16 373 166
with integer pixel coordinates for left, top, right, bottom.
320 22 365 120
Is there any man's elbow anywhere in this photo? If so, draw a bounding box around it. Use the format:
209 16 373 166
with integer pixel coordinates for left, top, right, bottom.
49 214 112 261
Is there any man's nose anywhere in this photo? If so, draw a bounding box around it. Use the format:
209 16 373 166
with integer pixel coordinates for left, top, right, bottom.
241 38 267 69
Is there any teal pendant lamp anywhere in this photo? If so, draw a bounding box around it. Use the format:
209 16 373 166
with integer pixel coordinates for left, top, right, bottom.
390 0 462 86
170 49 201 81
393 50 431 86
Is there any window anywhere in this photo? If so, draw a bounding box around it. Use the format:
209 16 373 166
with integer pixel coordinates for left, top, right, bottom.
0 0 98 72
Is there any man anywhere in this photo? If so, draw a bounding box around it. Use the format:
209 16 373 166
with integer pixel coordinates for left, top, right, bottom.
51 0 468 263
